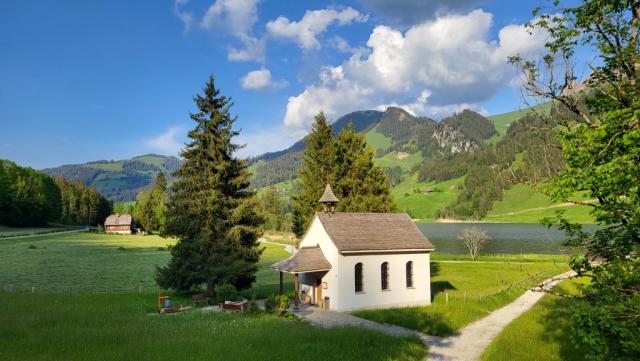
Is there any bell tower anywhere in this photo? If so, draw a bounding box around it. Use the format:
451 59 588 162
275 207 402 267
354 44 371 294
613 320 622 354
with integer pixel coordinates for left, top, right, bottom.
318 183 339 212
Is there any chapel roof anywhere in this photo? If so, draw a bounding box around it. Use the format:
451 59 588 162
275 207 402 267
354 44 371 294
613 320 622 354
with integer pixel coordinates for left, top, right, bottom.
271 246 332 273
315 212 435 253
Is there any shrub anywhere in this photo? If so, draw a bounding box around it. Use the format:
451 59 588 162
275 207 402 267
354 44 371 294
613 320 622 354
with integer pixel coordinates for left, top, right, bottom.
27 245 37 250
117 246 126 251
96 224 104 233
265 294 289 316
248 293 261 314
215 283 238 303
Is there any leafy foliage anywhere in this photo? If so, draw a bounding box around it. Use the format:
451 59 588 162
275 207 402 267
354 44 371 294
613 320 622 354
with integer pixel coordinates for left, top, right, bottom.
511 1 640 359
156 76 264 295
265 294 289 316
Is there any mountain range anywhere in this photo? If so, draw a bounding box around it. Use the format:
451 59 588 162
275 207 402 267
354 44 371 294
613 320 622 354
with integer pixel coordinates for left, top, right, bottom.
39 104 594 224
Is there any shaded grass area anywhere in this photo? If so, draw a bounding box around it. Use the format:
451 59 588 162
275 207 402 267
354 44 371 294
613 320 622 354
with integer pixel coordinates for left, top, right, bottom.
479 278 589 361
0 224 82 238
0 232 292 297
0 293 426 361
354 260 569 336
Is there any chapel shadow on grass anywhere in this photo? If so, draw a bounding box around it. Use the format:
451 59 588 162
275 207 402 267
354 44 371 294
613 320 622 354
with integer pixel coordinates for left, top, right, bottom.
431 281 456 301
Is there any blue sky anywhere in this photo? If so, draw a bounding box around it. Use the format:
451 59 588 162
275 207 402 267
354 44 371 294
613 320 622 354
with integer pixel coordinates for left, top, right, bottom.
1 0 580 168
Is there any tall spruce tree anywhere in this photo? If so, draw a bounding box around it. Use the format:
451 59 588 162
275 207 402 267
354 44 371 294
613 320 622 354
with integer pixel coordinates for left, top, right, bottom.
291 113 335 237
156 76 263 295
333 123 395 213
292 116 396 238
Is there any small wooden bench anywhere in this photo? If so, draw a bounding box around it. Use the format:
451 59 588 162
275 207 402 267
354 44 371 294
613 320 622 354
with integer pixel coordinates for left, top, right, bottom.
220 300 248 312
192 293 210 306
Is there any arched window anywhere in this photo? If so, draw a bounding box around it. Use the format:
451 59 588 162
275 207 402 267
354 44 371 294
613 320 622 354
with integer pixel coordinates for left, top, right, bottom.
355 263 363 293
406 261 414 288
381 262 389 290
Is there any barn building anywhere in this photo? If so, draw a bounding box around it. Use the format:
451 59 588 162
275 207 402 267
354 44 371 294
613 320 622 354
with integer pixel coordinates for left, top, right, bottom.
104 214 133 234
272 184 435 312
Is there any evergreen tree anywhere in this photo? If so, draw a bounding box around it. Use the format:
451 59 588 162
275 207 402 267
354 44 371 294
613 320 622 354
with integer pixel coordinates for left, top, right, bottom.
333 123 395 213
291 112 335 237
134 172 168 232
156 76 263 295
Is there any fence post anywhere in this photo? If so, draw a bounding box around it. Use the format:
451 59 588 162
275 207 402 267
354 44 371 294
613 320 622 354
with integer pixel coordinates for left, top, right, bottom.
445 291 449 305
32 286 35 293
139 283 142 294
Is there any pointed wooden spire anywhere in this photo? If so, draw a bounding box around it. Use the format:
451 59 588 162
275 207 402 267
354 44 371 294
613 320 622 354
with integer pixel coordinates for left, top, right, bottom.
318 184 339 212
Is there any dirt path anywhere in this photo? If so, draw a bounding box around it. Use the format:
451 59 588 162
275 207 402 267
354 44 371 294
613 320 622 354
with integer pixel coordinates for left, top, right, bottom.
0 227 89 240
426 270 576 361
258 238 296 254
294 270 576 361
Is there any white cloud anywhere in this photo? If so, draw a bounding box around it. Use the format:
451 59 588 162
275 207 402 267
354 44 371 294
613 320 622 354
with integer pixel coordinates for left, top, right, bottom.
236 126 307 158
266 7 367 50
174 0 195 32
282 9 548 129
228 35 266 62
144 126 186 156
241 68 288 90
358 0 485 27
201 0 260 35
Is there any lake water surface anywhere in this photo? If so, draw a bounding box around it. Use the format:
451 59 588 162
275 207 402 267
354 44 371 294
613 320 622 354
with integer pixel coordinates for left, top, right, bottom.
416 223 598 254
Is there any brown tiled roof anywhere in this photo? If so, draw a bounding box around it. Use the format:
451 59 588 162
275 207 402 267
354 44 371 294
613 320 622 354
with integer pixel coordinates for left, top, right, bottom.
318 184 339 203
104 214 133 226
316 212 435 252
271 246 332 273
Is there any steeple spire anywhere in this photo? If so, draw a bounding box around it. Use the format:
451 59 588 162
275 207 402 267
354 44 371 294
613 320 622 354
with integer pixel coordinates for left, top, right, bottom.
318 183 339 212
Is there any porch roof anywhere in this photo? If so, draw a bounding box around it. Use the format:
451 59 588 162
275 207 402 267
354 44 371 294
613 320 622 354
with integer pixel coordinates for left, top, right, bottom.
271 246 332 274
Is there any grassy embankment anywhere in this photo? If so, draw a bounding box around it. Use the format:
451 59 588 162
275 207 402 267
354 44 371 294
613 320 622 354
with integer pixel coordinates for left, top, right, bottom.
479 277 589 361
354 254 570 337
0 224 83 238
0 232 425 360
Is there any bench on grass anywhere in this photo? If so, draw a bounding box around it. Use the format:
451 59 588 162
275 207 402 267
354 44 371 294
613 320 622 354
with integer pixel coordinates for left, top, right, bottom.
220 300 248 312
192 293 210 306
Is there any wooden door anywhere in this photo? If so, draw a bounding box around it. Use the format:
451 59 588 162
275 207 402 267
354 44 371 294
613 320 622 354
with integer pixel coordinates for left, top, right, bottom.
316 279 322 306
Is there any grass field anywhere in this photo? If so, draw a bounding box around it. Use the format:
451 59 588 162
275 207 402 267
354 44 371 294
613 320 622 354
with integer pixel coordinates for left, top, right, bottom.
0 224 83 238
391 174 464 221
0 232 292 297
0 293 425 361
364 124 393 150
0 232 426 361
484 184 595 224
485 102 551 144
479 277 588 361
354 255 569 336
374 151 423 171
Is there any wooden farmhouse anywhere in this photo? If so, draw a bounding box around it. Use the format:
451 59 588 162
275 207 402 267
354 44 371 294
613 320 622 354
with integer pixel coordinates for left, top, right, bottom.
272 184 435 312
104 214 133 234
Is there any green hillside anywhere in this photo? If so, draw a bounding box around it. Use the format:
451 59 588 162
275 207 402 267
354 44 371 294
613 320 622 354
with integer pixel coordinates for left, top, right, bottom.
42 154 181 202
364 124 392 150
485 102 552 144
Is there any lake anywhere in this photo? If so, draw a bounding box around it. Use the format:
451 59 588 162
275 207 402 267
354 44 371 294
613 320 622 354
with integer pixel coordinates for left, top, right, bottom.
417 223 598 255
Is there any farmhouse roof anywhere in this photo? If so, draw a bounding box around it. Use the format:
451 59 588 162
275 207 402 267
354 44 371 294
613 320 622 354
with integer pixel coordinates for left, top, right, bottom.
318 184 339 204
271 246 332 273
316 212 435 253
104 214 133 226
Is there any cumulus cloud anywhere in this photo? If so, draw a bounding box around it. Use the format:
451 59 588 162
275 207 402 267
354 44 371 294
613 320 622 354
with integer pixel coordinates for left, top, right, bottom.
241 68 288 90
358 0 485 27
201 0 260 35
144 126 186 156
174 0 195 32
266 7 367 50
282 9 548 128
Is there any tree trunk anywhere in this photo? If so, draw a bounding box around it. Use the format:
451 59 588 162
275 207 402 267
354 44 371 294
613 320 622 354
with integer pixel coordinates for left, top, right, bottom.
207 279 215 298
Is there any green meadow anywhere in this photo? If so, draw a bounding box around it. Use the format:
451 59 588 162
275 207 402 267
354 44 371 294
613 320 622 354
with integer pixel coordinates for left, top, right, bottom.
480 278 589 361
0 232 424 361
354 255 570 336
